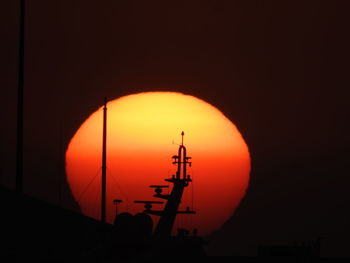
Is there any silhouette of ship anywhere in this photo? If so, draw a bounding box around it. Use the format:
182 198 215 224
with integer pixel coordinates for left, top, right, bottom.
2 92 206 260
98 99 206 257
111 130 206 258
1 129 206 260
0 128 206 260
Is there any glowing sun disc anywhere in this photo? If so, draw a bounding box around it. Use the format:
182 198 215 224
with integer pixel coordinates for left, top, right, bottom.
66 92 250 235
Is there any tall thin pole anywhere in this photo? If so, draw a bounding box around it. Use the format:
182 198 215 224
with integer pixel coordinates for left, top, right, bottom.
16 0 25 193
101 98 107 223
58 120 63 206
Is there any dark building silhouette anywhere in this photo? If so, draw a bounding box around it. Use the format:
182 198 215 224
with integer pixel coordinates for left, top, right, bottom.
258 239 321 263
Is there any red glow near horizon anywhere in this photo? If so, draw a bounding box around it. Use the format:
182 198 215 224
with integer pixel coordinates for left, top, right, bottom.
66 92 250 235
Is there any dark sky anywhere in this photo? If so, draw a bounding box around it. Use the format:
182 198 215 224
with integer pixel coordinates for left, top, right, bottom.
1 0 349 257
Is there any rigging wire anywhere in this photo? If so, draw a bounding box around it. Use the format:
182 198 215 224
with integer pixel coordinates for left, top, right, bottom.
190 170 195 231
77 168 101 203
167 170 171 195
191 170 195 211
107 167 130 212
94 182 101 219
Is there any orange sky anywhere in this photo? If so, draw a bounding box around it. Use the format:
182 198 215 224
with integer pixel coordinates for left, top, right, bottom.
66 92 250 235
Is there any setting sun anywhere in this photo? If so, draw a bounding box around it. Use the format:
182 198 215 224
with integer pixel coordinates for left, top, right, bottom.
66 92 250 235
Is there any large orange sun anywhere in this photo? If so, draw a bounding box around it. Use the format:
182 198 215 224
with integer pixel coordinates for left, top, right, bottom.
66 92 250 235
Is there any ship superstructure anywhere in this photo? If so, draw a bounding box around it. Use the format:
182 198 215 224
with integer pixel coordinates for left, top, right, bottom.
112 131 205 256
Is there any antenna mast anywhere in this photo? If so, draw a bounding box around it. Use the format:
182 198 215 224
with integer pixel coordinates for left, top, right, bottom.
101 98 107 223
136 131 195 238
16 0 25 193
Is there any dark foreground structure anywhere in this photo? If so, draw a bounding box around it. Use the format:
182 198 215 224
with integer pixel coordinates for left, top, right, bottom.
0 186 206 261
0 187 348 262
0 186 110 261
0 133 206 261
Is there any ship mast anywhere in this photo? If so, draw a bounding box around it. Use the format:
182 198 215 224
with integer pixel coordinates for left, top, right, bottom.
16 0 25 193
101 98 107 223
138 132 195 238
